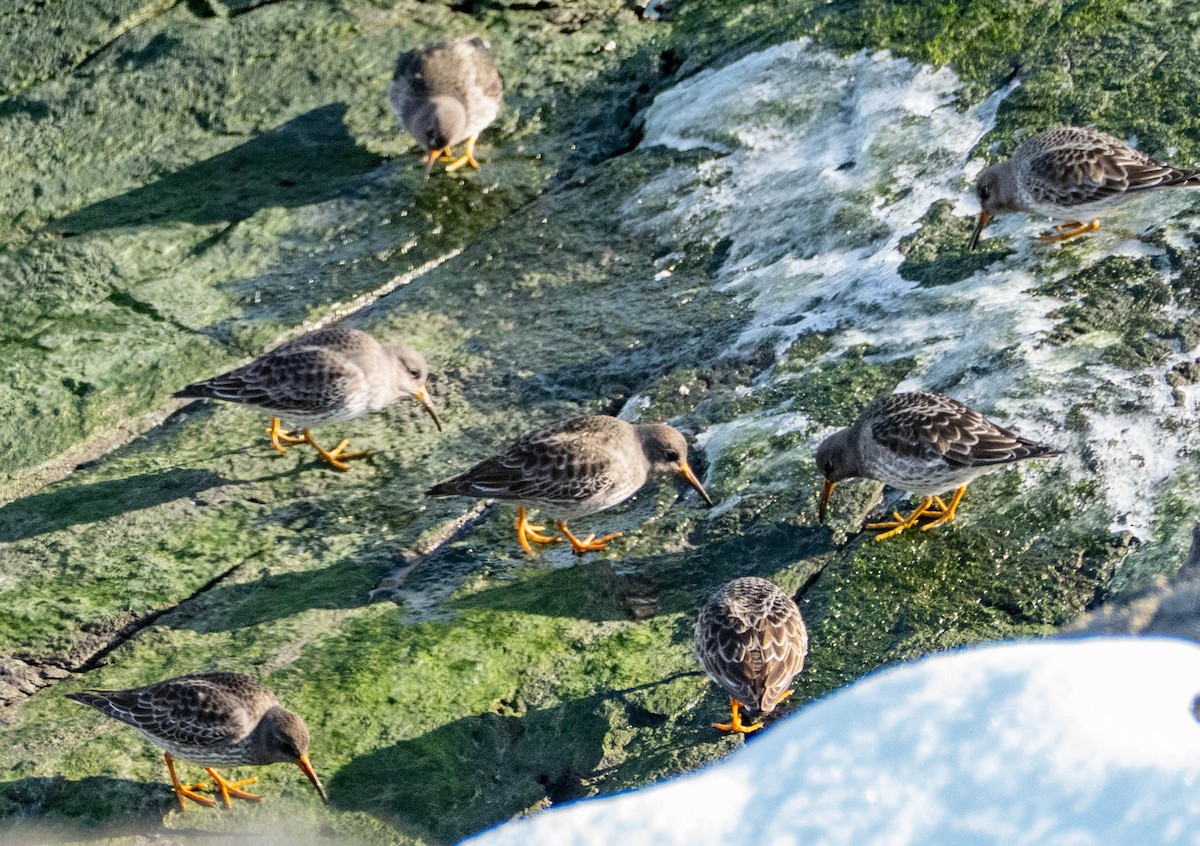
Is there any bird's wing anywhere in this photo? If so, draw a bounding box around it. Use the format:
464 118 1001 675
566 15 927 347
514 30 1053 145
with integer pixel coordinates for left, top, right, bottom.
869 393 1059 469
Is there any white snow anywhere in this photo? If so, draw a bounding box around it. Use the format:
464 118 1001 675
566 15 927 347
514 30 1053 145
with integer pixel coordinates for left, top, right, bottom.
465 637 1200 846
624 39 1200 548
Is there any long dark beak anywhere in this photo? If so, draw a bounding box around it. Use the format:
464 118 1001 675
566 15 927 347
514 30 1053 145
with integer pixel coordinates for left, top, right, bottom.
818 477 835 523
424 148 440 178
679 462 713 507
297 754 329 806
415 387 443 433
968 210 991 251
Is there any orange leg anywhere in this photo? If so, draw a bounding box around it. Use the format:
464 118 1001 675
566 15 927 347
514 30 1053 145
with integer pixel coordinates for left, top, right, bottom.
164 753 216 811
299 430 370 472
204 768 263 807
514 506 561 555
445 135 481 172
1034 219 1100 245
919 486 967 531
713 698 763 734
867 496 937 541
555 520 622 556
264 417 307 455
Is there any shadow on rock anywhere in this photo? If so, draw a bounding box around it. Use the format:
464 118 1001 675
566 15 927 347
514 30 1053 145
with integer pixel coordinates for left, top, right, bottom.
166 548 391 633
448 519 831 623
0 468 235 543
328 699 612 845
53 104 380 234
0 775 172 839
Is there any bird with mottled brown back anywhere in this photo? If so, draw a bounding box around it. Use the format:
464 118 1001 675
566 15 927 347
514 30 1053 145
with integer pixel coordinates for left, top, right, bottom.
970 126 1200 250
816 391 1063 540
390 36 504 175
426 415 713 556
67 672 328 810
695 577 808 735
175 327 442 472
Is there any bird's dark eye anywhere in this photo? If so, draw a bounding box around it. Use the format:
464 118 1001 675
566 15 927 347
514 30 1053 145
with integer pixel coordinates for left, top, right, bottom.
979 185 991 200
409 369 421 380
823 460 834 475
664 449 680 462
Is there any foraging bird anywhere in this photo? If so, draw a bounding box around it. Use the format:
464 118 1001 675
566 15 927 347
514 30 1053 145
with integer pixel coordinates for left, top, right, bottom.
67 673 328 810
695 577 808 735
970 125 1200 250
390 36 504 175
426 415 713 556
175 327 441 471
816 392 1062 540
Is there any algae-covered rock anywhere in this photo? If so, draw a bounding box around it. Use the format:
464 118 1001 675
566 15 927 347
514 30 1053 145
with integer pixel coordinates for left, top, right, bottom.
1 0 1199 844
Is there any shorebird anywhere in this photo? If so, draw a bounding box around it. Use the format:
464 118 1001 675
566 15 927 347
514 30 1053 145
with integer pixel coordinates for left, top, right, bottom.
67 672 328 810
175 327 441 471
970 126 1200 249
816 392 1062 540
390 36 504 175
695 577 808 735
426 415 712 555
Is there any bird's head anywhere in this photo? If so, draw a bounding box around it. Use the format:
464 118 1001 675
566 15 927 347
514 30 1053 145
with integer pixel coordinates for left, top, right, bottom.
388 345 442 432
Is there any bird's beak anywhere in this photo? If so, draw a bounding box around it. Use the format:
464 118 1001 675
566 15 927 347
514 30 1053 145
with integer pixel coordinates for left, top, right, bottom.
424 148 440 178
415 387 443 432
818 477 835 523
678 462 713 507
297 754 329 806
968 210 991 251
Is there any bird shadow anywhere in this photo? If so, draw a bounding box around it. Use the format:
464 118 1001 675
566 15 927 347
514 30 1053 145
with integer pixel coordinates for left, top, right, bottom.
52 103 380 235
165 546 394 633
445 516 832 624
0 775 174 839
327 680 693 845
0 468 237 544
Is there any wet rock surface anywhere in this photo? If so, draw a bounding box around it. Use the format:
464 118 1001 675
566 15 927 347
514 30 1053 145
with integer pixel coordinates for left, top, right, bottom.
1 1 1199 843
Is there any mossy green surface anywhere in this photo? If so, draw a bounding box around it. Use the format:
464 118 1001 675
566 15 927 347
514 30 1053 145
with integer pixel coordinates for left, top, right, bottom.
1 1 1198 844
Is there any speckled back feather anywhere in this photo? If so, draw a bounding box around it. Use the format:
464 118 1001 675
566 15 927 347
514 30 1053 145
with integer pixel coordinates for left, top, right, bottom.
67 672 277 757
426 415 643 506
866 392 1061 469
695 577 808 716
1020 126 1200 210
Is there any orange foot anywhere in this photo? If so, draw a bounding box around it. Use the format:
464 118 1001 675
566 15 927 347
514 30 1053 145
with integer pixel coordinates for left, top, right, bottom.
514 506 561 555
866 496 937 541
556 521 622 556
713 698 762 735
299 430 370 472
918 486 967 532
264 417 307 455
1034 218 1100 245
205 768 263 807
445 135 481 172
164 753 216 811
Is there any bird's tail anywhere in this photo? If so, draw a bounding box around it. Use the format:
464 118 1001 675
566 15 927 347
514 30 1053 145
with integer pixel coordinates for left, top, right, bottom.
66 690 108 710
173 381 223 400
1169 169 1200 189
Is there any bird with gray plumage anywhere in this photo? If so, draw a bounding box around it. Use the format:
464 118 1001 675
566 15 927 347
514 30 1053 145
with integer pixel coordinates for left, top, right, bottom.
390 36 503 175
816 391 1062 540
970 126 1200 250
175 327 441 471
695 577 808 735
67 672 328 810
426 415 713 556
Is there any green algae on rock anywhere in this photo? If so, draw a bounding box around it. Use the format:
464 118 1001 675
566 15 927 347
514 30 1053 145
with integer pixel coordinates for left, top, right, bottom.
2 1 1200 844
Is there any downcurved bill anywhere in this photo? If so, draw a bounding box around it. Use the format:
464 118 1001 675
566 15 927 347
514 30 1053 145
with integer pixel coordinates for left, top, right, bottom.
415 387 444 432
968 210 991 251
298 754 329 806
678 463 713 507
424 148 441 177
818 477 835 523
